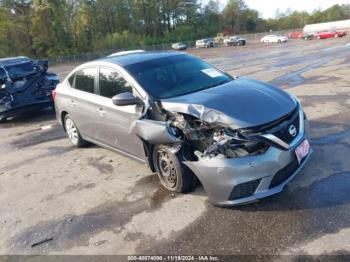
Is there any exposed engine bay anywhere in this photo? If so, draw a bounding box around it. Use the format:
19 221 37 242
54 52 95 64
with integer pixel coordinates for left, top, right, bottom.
166 112 269 160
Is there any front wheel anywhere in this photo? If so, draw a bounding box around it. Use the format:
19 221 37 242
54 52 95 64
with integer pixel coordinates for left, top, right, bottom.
64 114 87 147
153 145 197 193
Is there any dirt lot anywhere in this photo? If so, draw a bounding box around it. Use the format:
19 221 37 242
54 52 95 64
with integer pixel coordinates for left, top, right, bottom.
1 37 350 256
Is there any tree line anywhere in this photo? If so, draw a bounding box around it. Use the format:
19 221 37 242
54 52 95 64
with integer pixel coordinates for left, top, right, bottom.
0 0 349 58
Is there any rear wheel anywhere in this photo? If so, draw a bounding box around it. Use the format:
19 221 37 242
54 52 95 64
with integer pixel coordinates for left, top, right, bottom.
64 114 87 147
153 145 197 193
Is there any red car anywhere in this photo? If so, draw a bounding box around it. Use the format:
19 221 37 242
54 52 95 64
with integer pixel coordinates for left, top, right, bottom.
313 31 347 39
288 32 304 39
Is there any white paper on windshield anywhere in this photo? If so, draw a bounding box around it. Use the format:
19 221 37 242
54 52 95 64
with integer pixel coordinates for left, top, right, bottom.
201 68 224 78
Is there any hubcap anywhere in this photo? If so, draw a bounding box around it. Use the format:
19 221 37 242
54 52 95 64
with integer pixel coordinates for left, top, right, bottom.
65 118 79 145
157 149 177 188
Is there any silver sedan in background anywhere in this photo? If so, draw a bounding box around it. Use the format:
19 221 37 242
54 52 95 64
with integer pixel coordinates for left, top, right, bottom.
54 51 311 206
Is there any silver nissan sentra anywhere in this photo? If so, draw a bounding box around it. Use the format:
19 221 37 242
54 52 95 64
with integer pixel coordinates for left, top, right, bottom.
54 51 312 206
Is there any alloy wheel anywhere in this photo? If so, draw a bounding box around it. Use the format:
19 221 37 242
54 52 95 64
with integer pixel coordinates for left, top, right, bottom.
65 118 79 145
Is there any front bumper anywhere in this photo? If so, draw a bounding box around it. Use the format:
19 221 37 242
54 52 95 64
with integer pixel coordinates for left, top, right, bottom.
184 118 311 206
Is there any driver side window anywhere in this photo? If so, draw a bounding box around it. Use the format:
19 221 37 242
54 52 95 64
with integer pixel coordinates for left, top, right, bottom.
98 67 132 98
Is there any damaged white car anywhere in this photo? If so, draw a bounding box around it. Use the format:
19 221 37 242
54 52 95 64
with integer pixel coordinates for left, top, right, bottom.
54 51 312 206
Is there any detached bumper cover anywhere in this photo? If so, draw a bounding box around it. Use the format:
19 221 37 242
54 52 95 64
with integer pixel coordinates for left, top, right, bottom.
184 118 311 206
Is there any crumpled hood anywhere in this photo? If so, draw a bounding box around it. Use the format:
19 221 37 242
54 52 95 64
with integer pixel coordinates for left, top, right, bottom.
161 77 297 129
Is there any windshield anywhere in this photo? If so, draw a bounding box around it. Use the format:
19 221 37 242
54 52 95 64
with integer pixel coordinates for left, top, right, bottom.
125 54 233 99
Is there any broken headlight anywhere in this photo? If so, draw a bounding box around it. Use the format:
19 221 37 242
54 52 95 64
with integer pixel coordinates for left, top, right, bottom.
203 129 269 158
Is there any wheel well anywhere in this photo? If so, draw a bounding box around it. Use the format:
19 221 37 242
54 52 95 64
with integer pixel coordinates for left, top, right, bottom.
143 141 156 172
61 111 68 131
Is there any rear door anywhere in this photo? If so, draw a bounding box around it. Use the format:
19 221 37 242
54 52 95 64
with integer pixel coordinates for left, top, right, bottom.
93 66 145 159
66 67 100 139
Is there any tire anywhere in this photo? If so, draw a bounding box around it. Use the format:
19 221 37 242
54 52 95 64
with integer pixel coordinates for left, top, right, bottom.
153 145 197 193
64 114 87 147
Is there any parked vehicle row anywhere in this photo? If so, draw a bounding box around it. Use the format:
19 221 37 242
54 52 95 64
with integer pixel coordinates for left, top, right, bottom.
288 31 347 40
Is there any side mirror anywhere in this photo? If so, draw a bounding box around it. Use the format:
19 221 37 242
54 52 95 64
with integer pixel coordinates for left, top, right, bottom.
112 92 142 106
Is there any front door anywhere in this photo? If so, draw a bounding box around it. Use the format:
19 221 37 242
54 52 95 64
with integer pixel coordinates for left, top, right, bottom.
93 66 145 159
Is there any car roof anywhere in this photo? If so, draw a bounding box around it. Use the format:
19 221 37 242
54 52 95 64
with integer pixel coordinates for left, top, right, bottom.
0 56 32 66
99 51 183 67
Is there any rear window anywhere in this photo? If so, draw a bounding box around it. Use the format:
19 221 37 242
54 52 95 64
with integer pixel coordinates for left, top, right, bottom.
74 68 96 94
2 62 36 78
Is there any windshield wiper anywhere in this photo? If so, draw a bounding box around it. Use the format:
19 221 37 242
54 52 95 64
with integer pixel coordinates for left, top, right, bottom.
204 80 230 89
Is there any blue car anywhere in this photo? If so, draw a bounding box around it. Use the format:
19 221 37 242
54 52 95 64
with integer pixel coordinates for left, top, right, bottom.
0 56 59 121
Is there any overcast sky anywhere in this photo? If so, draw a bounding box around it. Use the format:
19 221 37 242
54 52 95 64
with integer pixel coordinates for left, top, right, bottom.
215 0 350 18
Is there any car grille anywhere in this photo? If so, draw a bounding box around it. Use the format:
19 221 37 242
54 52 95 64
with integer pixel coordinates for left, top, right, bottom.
240 107 301 147
269 156 305 189
229 179 261 200
272 110 300 144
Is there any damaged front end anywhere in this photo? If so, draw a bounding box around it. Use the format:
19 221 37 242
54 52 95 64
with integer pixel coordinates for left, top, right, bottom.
167 112 270 160
0 57 59 120
140 99 310 206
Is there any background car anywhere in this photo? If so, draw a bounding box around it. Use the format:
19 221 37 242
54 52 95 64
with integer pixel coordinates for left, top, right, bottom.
303 33 315 40
288 31 304 39
260 35 288 43
0 56 59 121
313 31 347 39
195 38 214 48
223 36 246 46
171 42 187 51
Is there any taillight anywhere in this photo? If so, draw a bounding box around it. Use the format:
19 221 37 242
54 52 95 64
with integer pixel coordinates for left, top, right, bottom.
52 89 57 100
